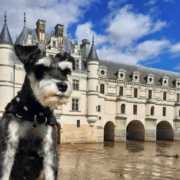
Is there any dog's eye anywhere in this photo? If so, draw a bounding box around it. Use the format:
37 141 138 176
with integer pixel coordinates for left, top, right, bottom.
34 65 49 80
35 65 49 73
63 68 71 75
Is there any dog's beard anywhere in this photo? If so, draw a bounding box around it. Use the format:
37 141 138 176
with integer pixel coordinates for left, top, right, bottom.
28 73 72 109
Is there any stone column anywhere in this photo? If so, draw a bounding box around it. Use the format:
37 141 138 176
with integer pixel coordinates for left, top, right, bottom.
115 118 127 142
145 119 156 141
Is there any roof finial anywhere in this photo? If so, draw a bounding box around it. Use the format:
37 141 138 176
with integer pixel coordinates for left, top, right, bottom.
4 11 7 24
24 13 26 28
68 23 70 38
16 34 18 40
92 34 94 45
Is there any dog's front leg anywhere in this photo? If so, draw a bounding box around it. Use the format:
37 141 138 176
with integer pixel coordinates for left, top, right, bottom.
43 126 58 180
0 120 19 180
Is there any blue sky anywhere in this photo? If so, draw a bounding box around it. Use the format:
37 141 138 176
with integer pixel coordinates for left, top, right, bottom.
0 0 180 72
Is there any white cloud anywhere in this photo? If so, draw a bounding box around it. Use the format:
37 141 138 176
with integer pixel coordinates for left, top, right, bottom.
75 22 107 46
150 20 167 33
0 0 99 43
74 4 169 65
97 40 170 64
144 0 156 6
108 0 127 10
170 43 180 53
106 5 166 47
144 0 174 6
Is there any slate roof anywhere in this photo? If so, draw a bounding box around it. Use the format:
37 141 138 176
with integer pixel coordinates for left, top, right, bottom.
0 23 13 44
87 43 99 61
14 27 73 53
99 59 180 88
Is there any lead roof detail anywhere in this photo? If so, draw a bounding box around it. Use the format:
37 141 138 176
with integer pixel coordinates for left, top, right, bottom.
14 27 73 53
99 59 180 88
0 12 13 45
87 35 99 61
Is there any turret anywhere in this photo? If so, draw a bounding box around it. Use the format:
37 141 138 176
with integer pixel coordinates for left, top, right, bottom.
87 35 99 127
0 12 14 116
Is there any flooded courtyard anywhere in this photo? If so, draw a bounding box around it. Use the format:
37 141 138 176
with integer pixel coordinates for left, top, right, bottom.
57 141 180 180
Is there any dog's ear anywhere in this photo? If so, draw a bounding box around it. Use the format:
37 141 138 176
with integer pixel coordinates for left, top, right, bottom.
14 45 41 65
55 52 75 70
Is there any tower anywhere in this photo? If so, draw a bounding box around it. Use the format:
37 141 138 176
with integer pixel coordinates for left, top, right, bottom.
87 35 99 127
0 12 14 116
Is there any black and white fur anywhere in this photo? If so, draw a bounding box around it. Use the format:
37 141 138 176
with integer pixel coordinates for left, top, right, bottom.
0 45 75 180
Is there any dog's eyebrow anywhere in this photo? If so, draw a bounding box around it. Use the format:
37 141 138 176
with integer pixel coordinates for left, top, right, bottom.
58 61 72 71
35 57 51 67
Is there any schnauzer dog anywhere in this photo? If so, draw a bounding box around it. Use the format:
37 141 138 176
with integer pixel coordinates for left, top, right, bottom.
0 45 75 180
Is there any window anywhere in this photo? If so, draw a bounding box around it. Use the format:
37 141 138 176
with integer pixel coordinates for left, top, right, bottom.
121 104 125 114
53 41 56 48
151 106 154 116
73 80 79 90
77 120 80 128
119 87 123 96
179 110 180 117
134 88 138 98
148 90 152 99
100 84 104 94
163 107 166 116
75 60 79 70
49 55 53 58
72 98 79 111
163 92 166 101
97 105 101 112
177 94 180 101
133 105 137 115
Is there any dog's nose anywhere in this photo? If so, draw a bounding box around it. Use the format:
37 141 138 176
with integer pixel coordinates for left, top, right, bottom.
56 82 67 92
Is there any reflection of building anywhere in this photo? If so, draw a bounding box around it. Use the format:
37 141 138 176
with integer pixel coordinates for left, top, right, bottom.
0 13 180 143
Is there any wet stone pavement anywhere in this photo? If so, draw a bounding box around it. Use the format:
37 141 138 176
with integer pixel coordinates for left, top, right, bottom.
56 141 180 180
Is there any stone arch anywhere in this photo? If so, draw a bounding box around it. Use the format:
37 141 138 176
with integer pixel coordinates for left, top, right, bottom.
56 122 61 144
104 121 115 141
157 121 173 141
126 120 145 141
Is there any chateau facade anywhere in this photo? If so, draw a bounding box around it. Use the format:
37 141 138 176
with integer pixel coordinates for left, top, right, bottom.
1 15 180 143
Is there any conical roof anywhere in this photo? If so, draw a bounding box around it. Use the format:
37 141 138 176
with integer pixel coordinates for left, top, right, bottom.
0 12 13 44
87 35 99 61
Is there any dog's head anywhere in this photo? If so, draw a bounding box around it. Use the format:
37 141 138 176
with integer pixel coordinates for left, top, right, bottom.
14 45 75 109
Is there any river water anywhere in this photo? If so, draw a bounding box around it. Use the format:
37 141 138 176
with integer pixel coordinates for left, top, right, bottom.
56 141 180 180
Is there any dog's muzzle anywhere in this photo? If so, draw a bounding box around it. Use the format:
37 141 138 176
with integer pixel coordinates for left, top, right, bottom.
56 82 67 92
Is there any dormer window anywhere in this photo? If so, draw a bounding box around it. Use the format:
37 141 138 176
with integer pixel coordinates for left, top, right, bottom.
99 66 108 78
132 71 140 83
175 78 180 88
101 70 105 75
147 74 154 85
75 60 79 70
53 41 56 48
162 76 169 86
117 69 126 81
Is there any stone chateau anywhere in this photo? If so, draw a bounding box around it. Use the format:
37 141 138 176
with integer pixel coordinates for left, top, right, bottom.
0 13 180 143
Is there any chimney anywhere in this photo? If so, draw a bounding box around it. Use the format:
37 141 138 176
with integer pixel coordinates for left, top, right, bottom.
80 39 90 60
54 24 64 51
36 19 46 44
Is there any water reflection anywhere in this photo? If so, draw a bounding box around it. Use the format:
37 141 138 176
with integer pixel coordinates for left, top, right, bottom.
56 141 180 180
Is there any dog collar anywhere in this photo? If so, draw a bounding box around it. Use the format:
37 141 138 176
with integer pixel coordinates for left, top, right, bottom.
5 96 56 127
